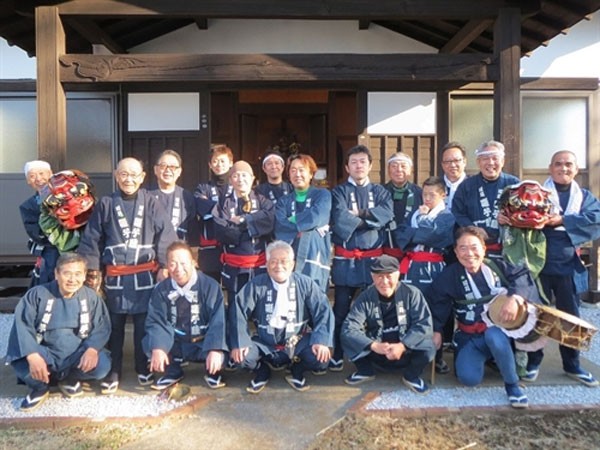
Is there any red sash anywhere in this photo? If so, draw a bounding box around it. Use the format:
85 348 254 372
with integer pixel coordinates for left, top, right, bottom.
334 246 383 260
457 321 487 334
399 251 444 274
105 260 159 277
220 252 266 269
199 236 219 248
382 247 404 259
486 243 503 253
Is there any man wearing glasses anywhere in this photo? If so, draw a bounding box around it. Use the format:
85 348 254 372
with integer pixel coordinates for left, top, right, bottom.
78 157 178 394
452 140 519 258
149 149 197 242
440 142 468 209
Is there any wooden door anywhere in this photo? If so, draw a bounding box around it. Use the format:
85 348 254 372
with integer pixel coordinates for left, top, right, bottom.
240 113 327 182
125 132 208 191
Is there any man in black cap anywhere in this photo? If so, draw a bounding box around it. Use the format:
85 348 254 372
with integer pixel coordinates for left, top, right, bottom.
340 255 435 394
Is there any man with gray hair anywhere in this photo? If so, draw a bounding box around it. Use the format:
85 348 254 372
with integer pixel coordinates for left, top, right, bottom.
452 140 519 258
522 150 600 387
19 160 59 286
382 152 423 260
229 240 334 393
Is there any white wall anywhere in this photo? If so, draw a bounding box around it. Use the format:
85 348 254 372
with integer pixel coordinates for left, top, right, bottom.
367 13 599 135
0 38 36 79
521 12 600 78
367 93 436 134
133 19 435 54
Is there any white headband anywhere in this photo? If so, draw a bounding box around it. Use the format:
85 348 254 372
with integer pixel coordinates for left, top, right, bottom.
262 153 285 167
387 153 413 166
24 160 51 176
475 147 505 158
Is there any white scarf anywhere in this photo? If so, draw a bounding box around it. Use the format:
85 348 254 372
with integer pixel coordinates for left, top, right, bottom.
168 270 199 303
465 264 507 299
543 177 583 231
411 201 446 228
269 278 291 330
348 176 370 187
543 177 583 216
444 173 466 208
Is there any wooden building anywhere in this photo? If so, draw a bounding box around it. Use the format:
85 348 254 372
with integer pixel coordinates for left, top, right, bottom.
0 1 599 294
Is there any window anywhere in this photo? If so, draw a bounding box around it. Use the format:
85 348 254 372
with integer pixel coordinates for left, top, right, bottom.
450 96 493 171
522 96 587 169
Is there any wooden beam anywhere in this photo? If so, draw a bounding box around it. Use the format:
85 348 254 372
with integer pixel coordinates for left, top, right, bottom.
57 0 518 19
59 53 496 83
36 6 67 171
493 8 521 178
63 17 126 53
440 19 493 54
435 90 450 175
521 77 599 91
358 20 370 30
194 17 208 30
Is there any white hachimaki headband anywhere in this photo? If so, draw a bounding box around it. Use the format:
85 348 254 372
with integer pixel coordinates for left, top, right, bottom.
387 153 413 166
262 153 285 167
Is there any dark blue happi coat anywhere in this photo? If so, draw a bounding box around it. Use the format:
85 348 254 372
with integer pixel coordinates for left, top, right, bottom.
426 260 542 350
255 181 293 205
143 271 227 358
148 185 197 242
341 283 435 361
229 272 334 355
452 172 519 244
394 208 456 292
77 189 178 314
212 190 274 292
7 281 111 368
19 194 60 285
383 181 423 252
330 181 393 287
275 187 332 292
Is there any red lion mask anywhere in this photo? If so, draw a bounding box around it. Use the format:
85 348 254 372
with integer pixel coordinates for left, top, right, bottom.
499 180 552 229
40 170 96 230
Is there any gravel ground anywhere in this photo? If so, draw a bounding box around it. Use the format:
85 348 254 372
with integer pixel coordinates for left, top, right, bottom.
0 313 192 419
368 302 600 411
1 303 600 417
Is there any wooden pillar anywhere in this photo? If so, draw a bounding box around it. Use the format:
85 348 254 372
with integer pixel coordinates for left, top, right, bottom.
436 90 450 177
35 6 67 170
589 88 600 299
198 90 212 181
493 7 521 178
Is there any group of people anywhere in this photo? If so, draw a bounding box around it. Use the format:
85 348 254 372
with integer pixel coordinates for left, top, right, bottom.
8 139 600 411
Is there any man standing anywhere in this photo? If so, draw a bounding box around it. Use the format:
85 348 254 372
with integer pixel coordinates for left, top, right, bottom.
341 255 435 394
229 241 333 393
275 153 331 293
7 253 111 411
522 150 600 387
440 142 467 209
330 145 394 371
144 241 228 390
382 152 422 260
19 160 59 286
149 149 197 242
256 150 293 205
78 157 177 393
194 145 234 281
212 160 275 299
452 140 519 257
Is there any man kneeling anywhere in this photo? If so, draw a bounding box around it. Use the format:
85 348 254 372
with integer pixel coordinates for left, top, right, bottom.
144 241 228 390
229 240 334 393
341 255 435 394
7 253 111 411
